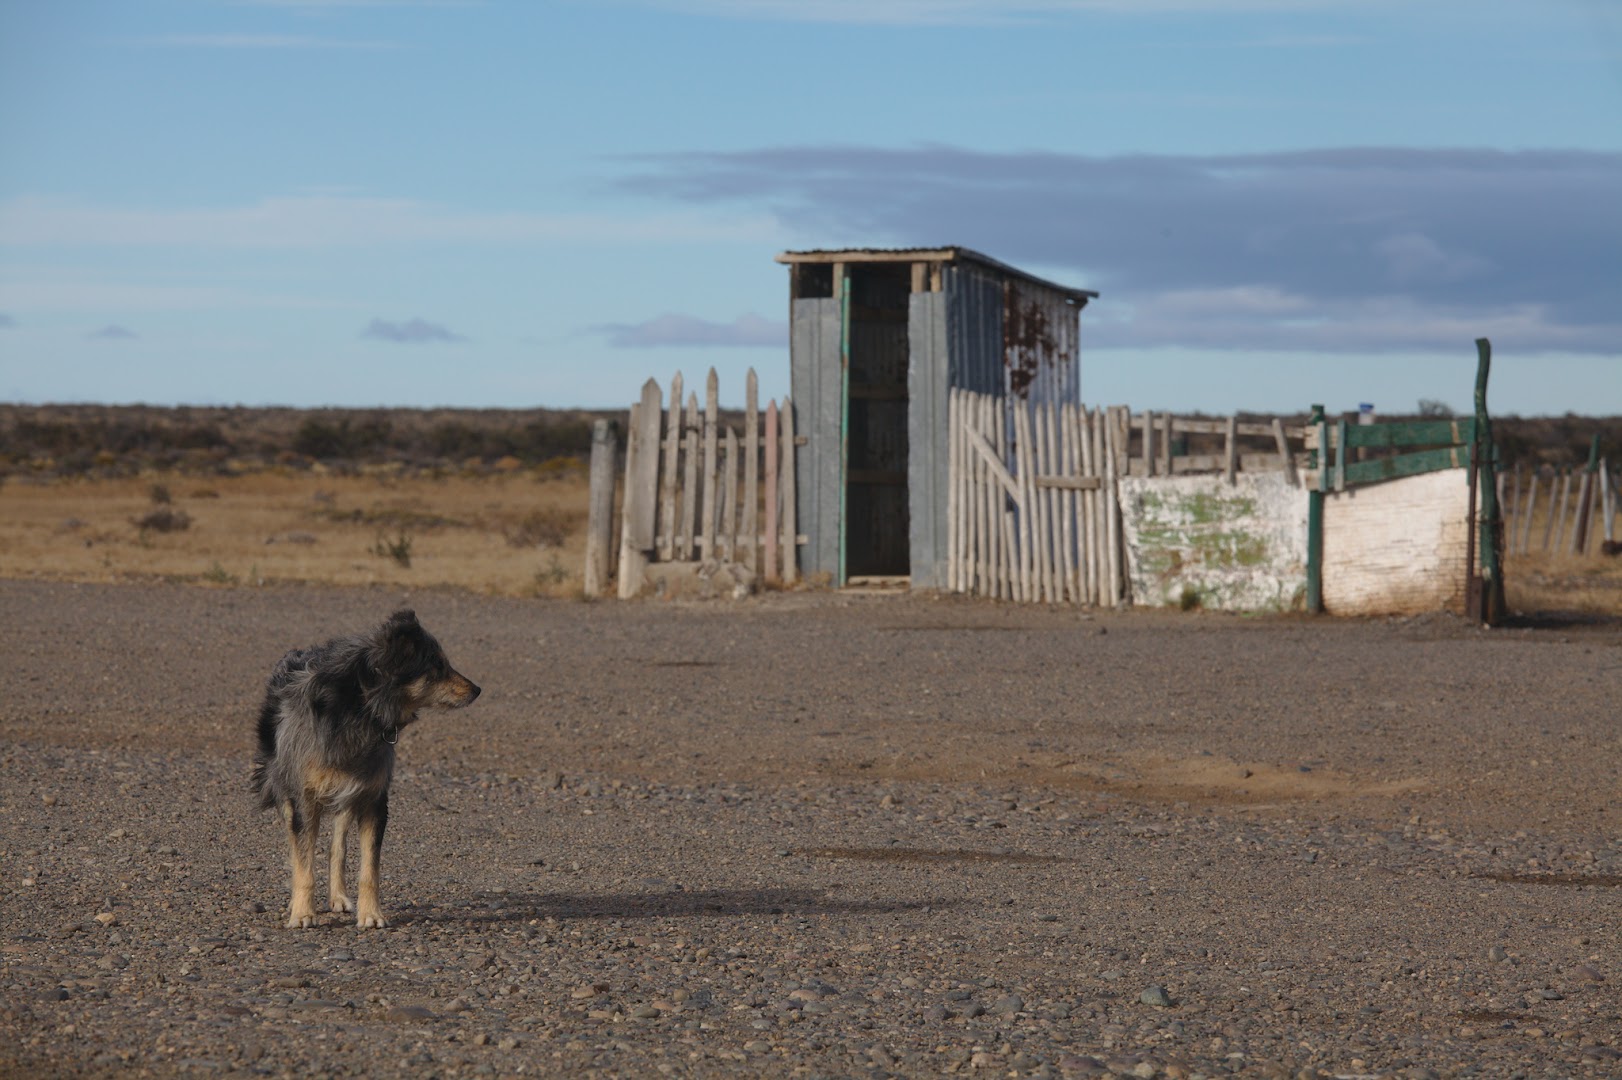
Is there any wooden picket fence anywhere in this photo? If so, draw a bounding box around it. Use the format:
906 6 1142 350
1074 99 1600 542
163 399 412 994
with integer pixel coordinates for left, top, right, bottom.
1501 457 1619 557
948 392 1313 605
612 368 798 599
948 390 1130 605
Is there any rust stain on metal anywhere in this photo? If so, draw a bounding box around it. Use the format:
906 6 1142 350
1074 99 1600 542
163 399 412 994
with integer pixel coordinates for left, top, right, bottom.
1001 282 1069 398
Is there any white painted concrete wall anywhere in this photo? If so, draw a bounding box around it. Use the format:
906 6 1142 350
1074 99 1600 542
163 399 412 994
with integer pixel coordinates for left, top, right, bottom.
1118 472 1309 612
1321 467 1470 616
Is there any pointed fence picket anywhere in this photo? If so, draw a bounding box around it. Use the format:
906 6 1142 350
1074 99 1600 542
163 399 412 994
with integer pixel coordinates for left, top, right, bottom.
591 368 798 597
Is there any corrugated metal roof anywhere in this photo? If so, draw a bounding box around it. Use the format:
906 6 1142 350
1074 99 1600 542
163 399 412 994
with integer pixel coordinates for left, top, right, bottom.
775 246 1098 305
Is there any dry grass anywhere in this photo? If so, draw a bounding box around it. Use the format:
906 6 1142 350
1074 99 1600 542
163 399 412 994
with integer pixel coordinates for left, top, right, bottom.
0 465 592 598
1501 474 1622 615
2 459 1616 615
1504 549 1622 617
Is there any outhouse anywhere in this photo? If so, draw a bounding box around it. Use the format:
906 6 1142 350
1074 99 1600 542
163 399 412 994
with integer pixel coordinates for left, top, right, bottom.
779 247 1097 590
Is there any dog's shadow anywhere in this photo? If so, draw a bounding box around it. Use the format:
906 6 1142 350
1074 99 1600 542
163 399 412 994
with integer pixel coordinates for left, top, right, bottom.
390 886 950 925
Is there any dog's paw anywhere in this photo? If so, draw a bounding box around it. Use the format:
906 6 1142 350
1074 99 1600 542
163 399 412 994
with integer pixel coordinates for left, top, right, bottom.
285 912 317 929
355 910 389 930
329 893 354 913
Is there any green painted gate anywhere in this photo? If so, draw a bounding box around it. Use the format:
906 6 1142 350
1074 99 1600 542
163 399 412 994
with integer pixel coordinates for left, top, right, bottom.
1306 339 1505 623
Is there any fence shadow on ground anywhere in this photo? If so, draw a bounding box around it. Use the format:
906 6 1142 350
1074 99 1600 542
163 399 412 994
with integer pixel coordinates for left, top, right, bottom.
392 886 953 925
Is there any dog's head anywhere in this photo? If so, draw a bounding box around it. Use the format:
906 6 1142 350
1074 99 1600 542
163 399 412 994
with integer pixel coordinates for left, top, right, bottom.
371 609 481 711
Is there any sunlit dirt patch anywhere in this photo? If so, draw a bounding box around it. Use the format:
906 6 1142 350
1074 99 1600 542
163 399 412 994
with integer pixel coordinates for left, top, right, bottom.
800 847 1068 865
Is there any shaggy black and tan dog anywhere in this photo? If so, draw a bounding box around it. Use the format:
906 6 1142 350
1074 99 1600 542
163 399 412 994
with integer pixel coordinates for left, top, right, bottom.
251 610 480 928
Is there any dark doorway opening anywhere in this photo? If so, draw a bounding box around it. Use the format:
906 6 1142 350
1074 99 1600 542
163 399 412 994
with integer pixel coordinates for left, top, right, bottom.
844 264 911 578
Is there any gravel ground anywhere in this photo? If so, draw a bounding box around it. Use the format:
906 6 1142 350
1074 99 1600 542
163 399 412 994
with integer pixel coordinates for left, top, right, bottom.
3 580 1622 1079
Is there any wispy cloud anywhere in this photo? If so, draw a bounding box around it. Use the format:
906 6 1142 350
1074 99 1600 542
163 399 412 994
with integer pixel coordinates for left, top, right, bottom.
89 325 138 340
624 0 1350 25
621 144 1622 355
0 313 15 328
0 195 778 249
594 312 786 348
362 317 465 343
134 33 402 49
0 274 338 313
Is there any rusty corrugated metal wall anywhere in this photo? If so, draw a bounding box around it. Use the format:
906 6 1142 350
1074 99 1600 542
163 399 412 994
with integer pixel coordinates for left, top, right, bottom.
900 264 1082 590
787 251 1087 591
1002 275 1079 408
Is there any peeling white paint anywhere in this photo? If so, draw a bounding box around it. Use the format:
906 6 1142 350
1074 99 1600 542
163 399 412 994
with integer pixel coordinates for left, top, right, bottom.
1118 472 1309 612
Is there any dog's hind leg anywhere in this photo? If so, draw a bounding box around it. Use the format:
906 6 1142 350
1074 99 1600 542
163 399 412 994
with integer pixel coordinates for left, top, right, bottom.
283 799 324 929
328 808 354 913
354 793 389 929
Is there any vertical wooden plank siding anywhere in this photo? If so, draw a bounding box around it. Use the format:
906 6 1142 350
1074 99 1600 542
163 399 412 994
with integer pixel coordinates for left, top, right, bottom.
699 369 719 562
1272 418 1296 487
780 397 798 584
1518 470 1538 554
1093 408 1109 603
616 381 663 600
1102 408 1115 600
721 427 739 561
1551 470 1570 552
1014 401 1035 602
973 394 986 596
680 393 699 559
583 418 616 598
764 401 779 583
1078 407 1096 604
946 388 961 592
1601 458 1615 544
1571 469 1594 555
657 372 682 561
1059 404 1078 603
742 370 759 572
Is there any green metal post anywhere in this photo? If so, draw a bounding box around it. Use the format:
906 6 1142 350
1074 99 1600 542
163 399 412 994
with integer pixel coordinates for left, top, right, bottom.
1306 403 1325 614
1473 338 1504 625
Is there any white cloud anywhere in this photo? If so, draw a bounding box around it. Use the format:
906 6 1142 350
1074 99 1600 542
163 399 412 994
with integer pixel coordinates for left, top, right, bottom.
0 195 780 250
362 317 466 343
595 312 786 348
1373 232 1490 285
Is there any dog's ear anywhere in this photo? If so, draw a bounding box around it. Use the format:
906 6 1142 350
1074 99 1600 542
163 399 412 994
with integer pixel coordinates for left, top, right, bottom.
374 610 427 673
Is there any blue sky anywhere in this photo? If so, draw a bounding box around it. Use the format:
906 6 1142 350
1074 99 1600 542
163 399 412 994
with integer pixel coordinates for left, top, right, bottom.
1 1 1619 417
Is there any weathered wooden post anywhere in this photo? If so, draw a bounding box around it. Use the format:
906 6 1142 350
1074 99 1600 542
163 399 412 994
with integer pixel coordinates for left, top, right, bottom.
1306 403 1326 614
1571 433 1600 554
583 419 617 598
616 380 662 600
1473 338 1505 625
764 400 779 583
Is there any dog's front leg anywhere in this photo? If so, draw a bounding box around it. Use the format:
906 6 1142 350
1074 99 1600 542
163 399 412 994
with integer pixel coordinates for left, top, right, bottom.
354 792 389 929
283 799 323 929
328 808 353 913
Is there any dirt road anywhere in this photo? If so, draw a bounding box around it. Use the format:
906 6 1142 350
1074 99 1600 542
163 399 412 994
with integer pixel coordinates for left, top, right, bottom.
3 580 1621 1077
